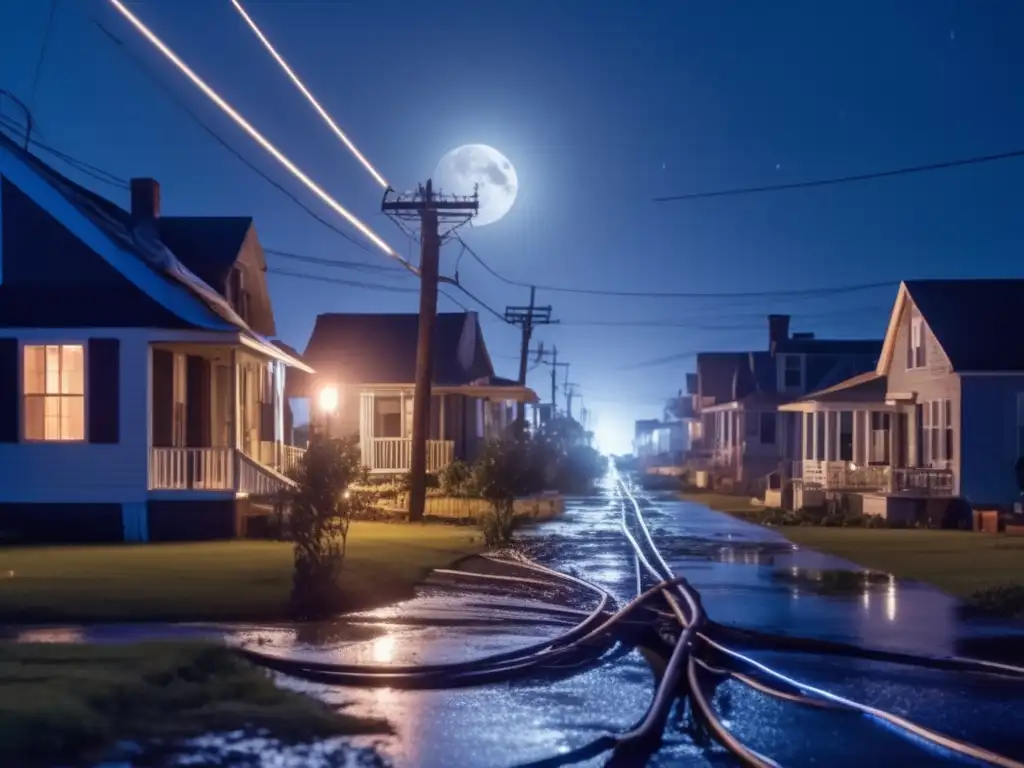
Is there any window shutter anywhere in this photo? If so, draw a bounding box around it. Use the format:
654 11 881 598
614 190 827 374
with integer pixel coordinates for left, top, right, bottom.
0 339 18 442
87 339 120 444
151 349 174 448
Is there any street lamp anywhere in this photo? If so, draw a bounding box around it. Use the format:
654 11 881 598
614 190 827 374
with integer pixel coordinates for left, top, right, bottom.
318 384 339 438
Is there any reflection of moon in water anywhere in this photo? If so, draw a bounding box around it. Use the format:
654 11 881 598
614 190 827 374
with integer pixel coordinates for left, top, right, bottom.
433 144 518 227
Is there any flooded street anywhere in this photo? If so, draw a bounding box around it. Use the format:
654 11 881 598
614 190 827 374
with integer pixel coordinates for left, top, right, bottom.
20 480 1024 767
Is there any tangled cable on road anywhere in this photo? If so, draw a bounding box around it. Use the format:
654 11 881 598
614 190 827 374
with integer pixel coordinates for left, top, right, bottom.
237 476 1024 767
615 473 1024 768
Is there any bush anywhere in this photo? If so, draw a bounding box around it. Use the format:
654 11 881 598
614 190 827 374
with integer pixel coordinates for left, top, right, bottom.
472 439 545 545
439 460 475 497
284 435 370 618
965 585 1024 618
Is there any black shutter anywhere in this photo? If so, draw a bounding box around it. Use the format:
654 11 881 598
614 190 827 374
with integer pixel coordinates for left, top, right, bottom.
0 339 18 443
87 339 120 444
185 356 211 447
151 349 174 448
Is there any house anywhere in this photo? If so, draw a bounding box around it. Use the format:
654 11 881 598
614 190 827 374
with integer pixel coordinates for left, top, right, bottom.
784 280 1024 514
693 314 882 489
0 132 310 543
290 312 536 474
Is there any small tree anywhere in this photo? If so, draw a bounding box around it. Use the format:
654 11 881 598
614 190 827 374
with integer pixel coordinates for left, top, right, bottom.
472 439 544 545
286 434 367 618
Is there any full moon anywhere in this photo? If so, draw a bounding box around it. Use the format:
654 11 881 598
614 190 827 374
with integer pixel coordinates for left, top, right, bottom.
433 144 518 227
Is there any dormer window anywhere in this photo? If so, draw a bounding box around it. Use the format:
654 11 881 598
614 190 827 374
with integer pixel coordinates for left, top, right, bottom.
783 355 802 391
908 312 926 369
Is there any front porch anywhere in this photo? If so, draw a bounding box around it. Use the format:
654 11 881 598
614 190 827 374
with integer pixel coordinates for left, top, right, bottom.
147 342 307 495
357 388 512 474
782 396 956 500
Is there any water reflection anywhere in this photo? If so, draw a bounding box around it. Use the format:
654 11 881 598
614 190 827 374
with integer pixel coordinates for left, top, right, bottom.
372 635 396 663
16 627 83 643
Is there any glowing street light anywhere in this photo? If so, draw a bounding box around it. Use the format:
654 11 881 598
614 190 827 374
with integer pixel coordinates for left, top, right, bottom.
318 385 339 414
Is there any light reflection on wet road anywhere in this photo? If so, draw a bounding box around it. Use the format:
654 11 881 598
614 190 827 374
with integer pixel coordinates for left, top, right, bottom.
20 477 1024 766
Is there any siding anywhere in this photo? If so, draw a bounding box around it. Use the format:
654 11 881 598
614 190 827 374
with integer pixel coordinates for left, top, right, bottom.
0 328 152 503
959 375 1024 506
885 296 962 488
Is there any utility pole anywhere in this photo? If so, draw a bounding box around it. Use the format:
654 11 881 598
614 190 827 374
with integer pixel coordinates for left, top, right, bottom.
565 382 580 421
527 344 569 419
383 181 477 522
505 286 554 429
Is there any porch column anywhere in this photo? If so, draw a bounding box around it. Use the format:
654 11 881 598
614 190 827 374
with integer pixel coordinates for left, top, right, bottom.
439 395 446 441
229 349 239 452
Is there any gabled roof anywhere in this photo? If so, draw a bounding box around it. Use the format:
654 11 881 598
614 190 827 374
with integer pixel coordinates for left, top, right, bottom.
696 352 747 404
158 216 254 291
0 131 244 332
789 371 887 404
878 280 1024 374
301 312 494 386
776 338 881 355
0 132 309 371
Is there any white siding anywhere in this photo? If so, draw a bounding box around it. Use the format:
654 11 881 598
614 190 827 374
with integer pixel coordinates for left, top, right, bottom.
0 328 153 503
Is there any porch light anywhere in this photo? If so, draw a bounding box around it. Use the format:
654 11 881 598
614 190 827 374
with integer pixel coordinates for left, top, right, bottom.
318 385 339 414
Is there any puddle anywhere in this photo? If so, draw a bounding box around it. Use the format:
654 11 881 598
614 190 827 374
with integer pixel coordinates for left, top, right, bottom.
770 567 894 595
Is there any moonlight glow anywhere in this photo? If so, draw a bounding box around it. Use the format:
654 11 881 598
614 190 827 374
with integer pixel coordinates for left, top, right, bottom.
434 144 518 226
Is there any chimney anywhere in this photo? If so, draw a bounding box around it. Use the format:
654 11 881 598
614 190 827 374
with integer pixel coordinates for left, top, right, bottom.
768 314 790 352
130 178 161 222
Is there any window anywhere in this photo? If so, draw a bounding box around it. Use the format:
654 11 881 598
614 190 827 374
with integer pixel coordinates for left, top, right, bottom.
839 411 854 461
923 399 953 465
783 355 802 390
908 313 926 369
814 412 825 460
760 412 776 445
23 344 85 441
745 411 759 439
869 411 890 465
804 413 813 460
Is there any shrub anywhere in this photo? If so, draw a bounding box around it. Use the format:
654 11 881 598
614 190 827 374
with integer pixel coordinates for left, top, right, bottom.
284 435 369 618
965 585 1024 618
472 439 544 545
439 460 475 497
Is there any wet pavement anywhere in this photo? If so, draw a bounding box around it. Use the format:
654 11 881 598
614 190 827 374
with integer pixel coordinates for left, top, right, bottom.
15 477 1024 767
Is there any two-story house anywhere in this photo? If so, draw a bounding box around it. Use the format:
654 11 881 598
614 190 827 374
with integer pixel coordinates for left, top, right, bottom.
784 280 1024 514
0 132 309 543
696 315 881 489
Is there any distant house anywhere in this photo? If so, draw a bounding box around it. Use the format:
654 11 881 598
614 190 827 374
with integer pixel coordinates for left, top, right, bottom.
290 312 536 474
0 132 310 542
784 280 1024 511
693 314 882 488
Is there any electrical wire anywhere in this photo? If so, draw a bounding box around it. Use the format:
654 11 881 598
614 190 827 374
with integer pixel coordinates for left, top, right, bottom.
0 116 128 189
653 148 1024 203
230 0 388 188
29 0 60 118
267 267 417 293
93 20 389 262
265 248 408 275
454 235 896 299
104 0 409 270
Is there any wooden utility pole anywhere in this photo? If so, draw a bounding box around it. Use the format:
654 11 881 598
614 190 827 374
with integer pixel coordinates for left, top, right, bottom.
505 287 554 428
565 382 580 421
383 180 477 522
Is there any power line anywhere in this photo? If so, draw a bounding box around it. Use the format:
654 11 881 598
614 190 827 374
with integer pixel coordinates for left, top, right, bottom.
230 0 388 188
454 234 896 299
264 247 407 275
267 267 416 292
28 0 60 123
104 0 409 270
653 148 1024 203
94 20 387 260
0 116 129 189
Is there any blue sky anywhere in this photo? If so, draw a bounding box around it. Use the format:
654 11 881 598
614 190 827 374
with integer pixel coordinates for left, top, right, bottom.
3 0 1024 453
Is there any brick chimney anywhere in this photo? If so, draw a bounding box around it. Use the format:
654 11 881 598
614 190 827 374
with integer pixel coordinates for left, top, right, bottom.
768 314 790 352
130 178 161 221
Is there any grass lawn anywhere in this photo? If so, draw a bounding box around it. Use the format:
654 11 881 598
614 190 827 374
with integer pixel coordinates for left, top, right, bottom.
0 522 482 623
778 527 1024 598
679 491 1024 599
677 491 761 516
0 641 388 766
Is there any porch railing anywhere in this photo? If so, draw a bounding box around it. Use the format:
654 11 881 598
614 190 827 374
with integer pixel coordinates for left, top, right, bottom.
150 447 233 490
150 447 297 493
891 467 955 496
257 441 306 477
369 438 455 474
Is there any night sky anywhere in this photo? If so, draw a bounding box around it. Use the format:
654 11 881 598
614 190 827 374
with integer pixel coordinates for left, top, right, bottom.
3 0 1024 453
